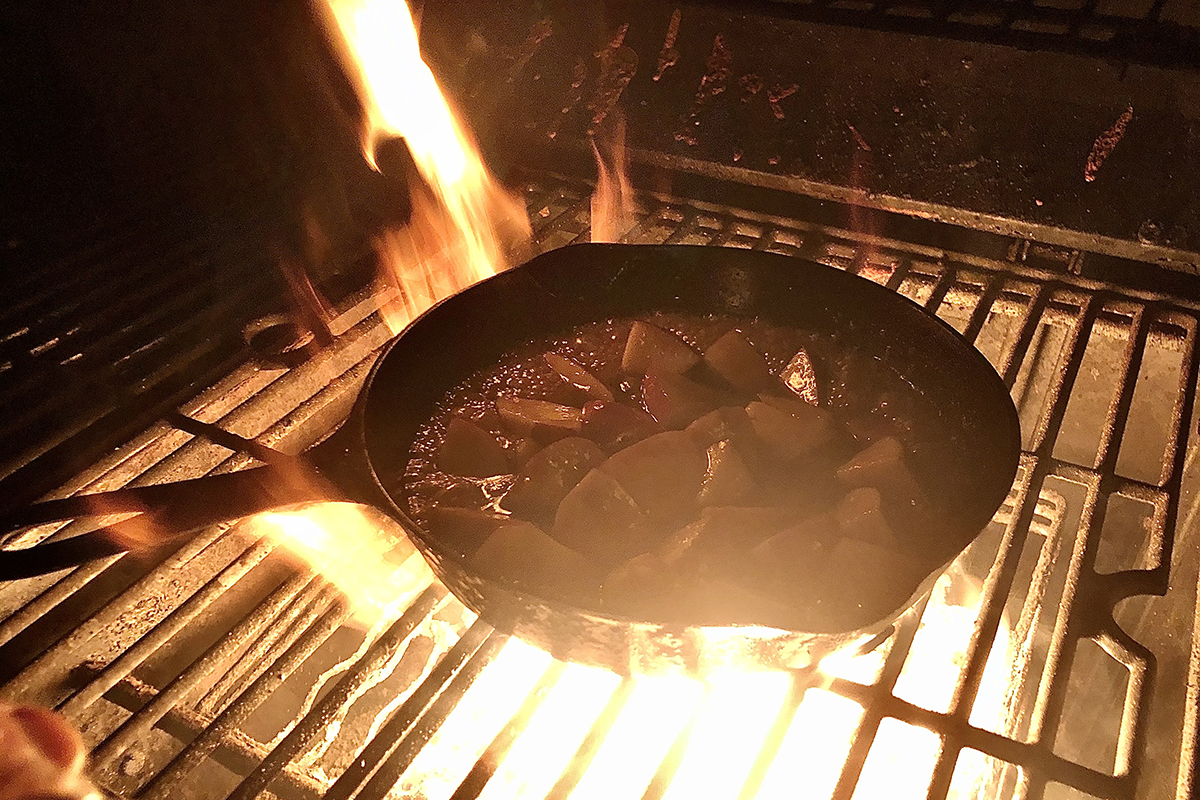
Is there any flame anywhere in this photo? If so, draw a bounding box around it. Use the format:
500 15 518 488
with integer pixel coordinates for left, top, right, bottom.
396 562 1013 799
590 113 638 243
252 503 433 626
320 0 529 333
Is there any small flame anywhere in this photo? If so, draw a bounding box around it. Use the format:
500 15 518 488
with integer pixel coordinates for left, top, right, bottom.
253 503 433 626
590 113 638 243
321 0 529 333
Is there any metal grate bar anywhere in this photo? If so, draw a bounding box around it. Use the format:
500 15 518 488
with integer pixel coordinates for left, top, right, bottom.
542 678 638 800
324 619 496 800
448 660 568 800
88 572 317 775
638 693 705 800
99 672 331 798
356 626 506 800
829 597 933 800
193 580 335 719
229 586 447 799
138 598 355 797
59 535 280 718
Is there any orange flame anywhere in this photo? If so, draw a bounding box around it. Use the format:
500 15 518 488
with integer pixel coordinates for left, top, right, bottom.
320 0 530 333
590 113 638 243
252 503 433 626
392 561 1014 798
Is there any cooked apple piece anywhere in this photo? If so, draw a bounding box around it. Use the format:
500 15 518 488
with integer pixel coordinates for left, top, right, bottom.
752 513 838 565
686 406 756 447
745 400 837 460
703 330 774 393
698 440 756 506
580 400 662 452
426 507 507 556
642 371 723 429
470 521 601 603
812 536 929 630
681 505 789 571
496 397 582 443
544 352 615 401
551 468 652 567
835 487 898 548
501 437 607 523
756 392 825 419
507 437 542 470
781 348 819 405
437 418 511 477
622 321 701 374
598 431 707 525
836 437 923 505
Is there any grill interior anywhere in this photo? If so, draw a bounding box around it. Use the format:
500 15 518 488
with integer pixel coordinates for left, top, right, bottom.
1 173 1197 799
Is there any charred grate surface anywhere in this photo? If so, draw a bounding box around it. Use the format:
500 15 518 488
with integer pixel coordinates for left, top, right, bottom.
1 175 1198 800
737 0 1200 67
0 204 325 517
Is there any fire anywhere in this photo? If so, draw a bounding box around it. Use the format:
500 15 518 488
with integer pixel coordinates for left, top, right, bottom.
320 0 529 333
252 503 433 626
395 561 1014 799
590 112 638 243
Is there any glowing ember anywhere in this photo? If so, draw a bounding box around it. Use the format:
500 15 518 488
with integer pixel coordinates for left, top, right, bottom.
320 0 529 333
252 503 433 626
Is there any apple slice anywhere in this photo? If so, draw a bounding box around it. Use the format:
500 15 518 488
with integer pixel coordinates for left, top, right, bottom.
426 506 507 556
686 406 757 448
551 468 652 567
437 418 511 477
750 513 837 581
622 321 700 374
835 487 898 548
470 521 601 603
496 397 582 443
502 437 607 523
580 400 662 452
598 431 708 525
703 330 775 393
745 400 837 460
600 550 686 616
545 352 614 401
641 371 723 429
698 440 756 506
781 347 819 405
836 436 923 507
680 505 789 570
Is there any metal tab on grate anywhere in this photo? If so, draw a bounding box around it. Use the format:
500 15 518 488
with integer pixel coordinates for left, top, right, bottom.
1 175 1198 800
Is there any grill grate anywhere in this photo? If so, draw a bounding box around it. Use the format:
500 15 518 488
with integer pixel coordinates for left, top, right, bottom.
703 0 1200 67
1 174 1197 800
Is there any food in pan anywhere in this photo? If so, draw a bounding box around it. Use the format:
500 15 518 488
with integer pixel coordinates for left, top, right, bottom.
403 313 955 632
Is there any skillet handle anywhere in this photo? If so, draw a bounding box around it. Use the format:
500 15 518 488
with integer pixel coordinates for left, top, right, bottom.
0 464 339 581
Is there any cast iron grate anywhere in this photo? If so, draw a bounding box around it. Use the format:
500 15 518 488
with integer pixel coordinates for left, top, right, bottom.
739 0 1200 67
0 174 1196 800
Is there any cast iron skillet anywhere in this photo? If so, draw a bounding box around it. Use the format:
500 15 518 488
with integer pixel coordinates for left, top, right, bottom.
0 244 1021 674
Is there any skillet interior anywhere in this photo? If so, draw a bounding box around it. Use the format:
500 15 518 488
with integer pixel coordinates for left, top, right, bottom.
356 243 1021 671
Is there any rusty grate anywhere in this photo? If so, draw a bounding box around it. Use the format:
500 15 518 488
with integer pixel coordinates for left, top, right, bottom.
0 175 1197 800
